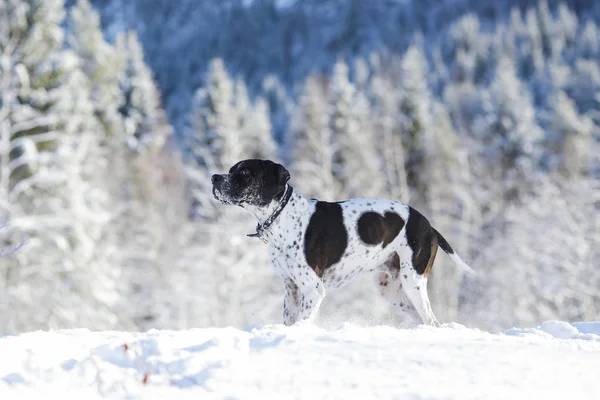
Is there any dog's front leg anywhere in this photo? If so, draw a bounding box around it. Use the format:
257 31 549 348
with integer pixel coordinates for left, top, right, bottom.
296 276 326 323
282 277 300 326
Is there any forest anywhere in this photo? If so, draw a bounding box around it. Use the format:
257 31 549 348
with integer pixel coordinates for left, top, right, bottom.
0 0 598 334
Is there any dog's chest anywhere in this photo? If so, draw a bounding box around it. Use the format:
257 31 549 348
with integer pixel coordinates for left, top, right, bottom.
266 210 310 274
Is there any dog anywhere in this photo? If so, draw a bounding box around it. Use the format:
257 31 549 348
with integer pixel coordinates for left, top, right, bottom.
211 159 475 326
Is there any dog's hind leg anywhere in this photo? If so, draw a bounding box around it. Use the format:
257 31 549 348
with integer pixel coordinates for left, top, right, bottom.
373 252 420 324
400 272 439 327
384 249 440 327
397 219 441 327
374 271 420 324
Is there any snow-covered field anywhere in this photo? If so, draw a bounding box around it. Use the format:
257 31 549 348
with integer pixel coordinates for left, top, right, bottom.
1 321 599 400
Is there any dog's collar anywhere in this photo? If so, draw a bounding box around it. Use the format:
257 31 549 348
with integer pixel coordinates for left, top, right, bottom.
247 185 293 244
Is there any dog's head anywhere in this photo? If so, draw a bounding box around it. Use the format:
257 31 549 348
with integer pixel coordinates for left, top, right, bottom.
211 159 290 207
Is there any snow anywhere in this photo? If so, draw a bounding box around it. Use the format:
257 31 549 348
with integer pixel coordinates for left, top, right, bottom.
1 321 599 400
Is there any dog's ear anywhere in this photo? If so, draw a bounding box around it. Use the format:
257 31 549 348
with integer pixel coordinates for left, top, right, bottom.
262 159 290 186
277 163 290 186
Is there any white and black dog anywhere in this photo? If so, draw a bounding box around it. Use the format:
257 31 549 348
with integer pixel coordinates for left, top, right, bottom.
211 159 475 327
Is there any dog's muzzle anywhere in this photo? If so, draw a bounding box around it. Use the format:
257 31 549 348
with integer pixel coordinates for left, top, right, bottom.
211 174 228 203
211 174 238 205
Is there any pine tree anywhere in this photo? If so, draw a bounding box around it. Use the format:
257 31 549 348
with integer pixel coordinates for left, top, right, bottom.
578 21 599 60
186 58 239 170
328 59 381 198
397 43 433 204
1 0 69 188
68 0 125 138
289 74 341 200
116 30 168 154
233 78 277 161
369 72 410 202
0 0 121 333
476 54 544 185
262 74 293 156
244 96 277 160
546 90 593 177
565 59 600 115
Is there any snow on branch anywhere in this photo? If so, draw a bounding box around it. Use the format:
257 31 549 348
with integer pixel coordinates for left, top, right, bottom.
0 218 27 257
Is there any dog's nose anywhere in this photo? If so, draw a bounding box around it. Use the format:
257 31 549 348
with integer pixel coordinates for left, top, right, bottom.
211 174 223 184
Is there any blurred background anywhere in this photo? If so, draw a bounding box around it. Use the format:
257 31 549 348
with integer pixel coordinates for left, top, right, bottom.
0 0 598 335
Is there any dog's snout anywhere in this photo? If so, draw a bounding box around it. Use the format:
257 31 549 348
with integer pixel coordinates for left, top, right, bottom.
211 174 224 184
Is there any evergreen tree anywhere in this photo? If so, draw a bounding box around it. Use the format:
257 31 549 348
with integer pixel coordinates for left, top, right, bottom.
1 0 70 188
545 90 593 177
116 30 168 154
476 54 544 184
289 74 341 200
328 59 381 198
262 74 293 155
68 0 125 138
565 59 600 115
186 58 238 171
578 21 599 60
233 79 277 161
0 0 122 333
369 72 410 202
397 43 433 204
244 96 277 160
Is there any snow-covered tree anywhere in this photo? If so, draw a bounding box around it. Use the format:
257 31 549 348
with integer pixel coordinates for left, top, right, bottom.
475 54 544 192
184 57 278 220
369 67 410 202
68 0 125 138
578 21 599 60
289 74 342 200
186 58 238 170
328 59 381 198
397 43 434 205
467 176 600 331
565 59 600 115
116 30 168 154
244 96 277 160
262 74 293 155
545 90 593 177
0 0 122 334
447 14 491 85
234 79 277 161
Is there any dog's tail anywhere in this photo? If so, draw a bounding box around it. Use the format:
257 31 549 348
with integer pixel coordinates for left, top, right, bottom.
434 228 476 276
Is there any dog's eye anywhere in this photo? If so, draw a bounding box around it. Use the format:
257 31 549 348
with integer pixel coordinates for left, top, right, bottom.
240 168 252 177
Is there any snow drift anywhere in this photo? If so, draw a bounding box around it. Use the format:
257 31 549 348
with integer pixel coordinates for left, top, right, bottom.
1 321 599 400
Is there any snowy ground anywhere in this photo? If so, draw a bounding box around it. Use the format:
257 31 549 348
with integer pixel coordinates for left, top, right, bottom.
1 320 599 400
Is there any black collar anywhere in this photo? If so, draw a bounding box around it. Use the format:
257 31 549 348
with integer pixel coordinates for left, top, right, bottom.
247 185 293 243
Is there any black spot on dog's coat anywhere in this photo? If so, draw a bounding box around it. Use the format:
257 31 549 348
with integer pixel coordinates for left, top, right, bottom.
304 202 348 277
357 211 405 248
405 206 438 276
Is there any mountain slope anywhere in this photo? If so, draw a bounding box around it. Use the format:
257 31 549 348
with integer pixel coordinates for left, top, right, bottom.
1 321 599 399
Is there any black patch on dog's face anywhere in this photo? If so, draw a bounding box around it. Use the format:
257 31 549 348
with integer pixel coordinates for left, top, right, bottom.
304 202 348 277
357 211 405 248
405 206 438 276
211 159 290 207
